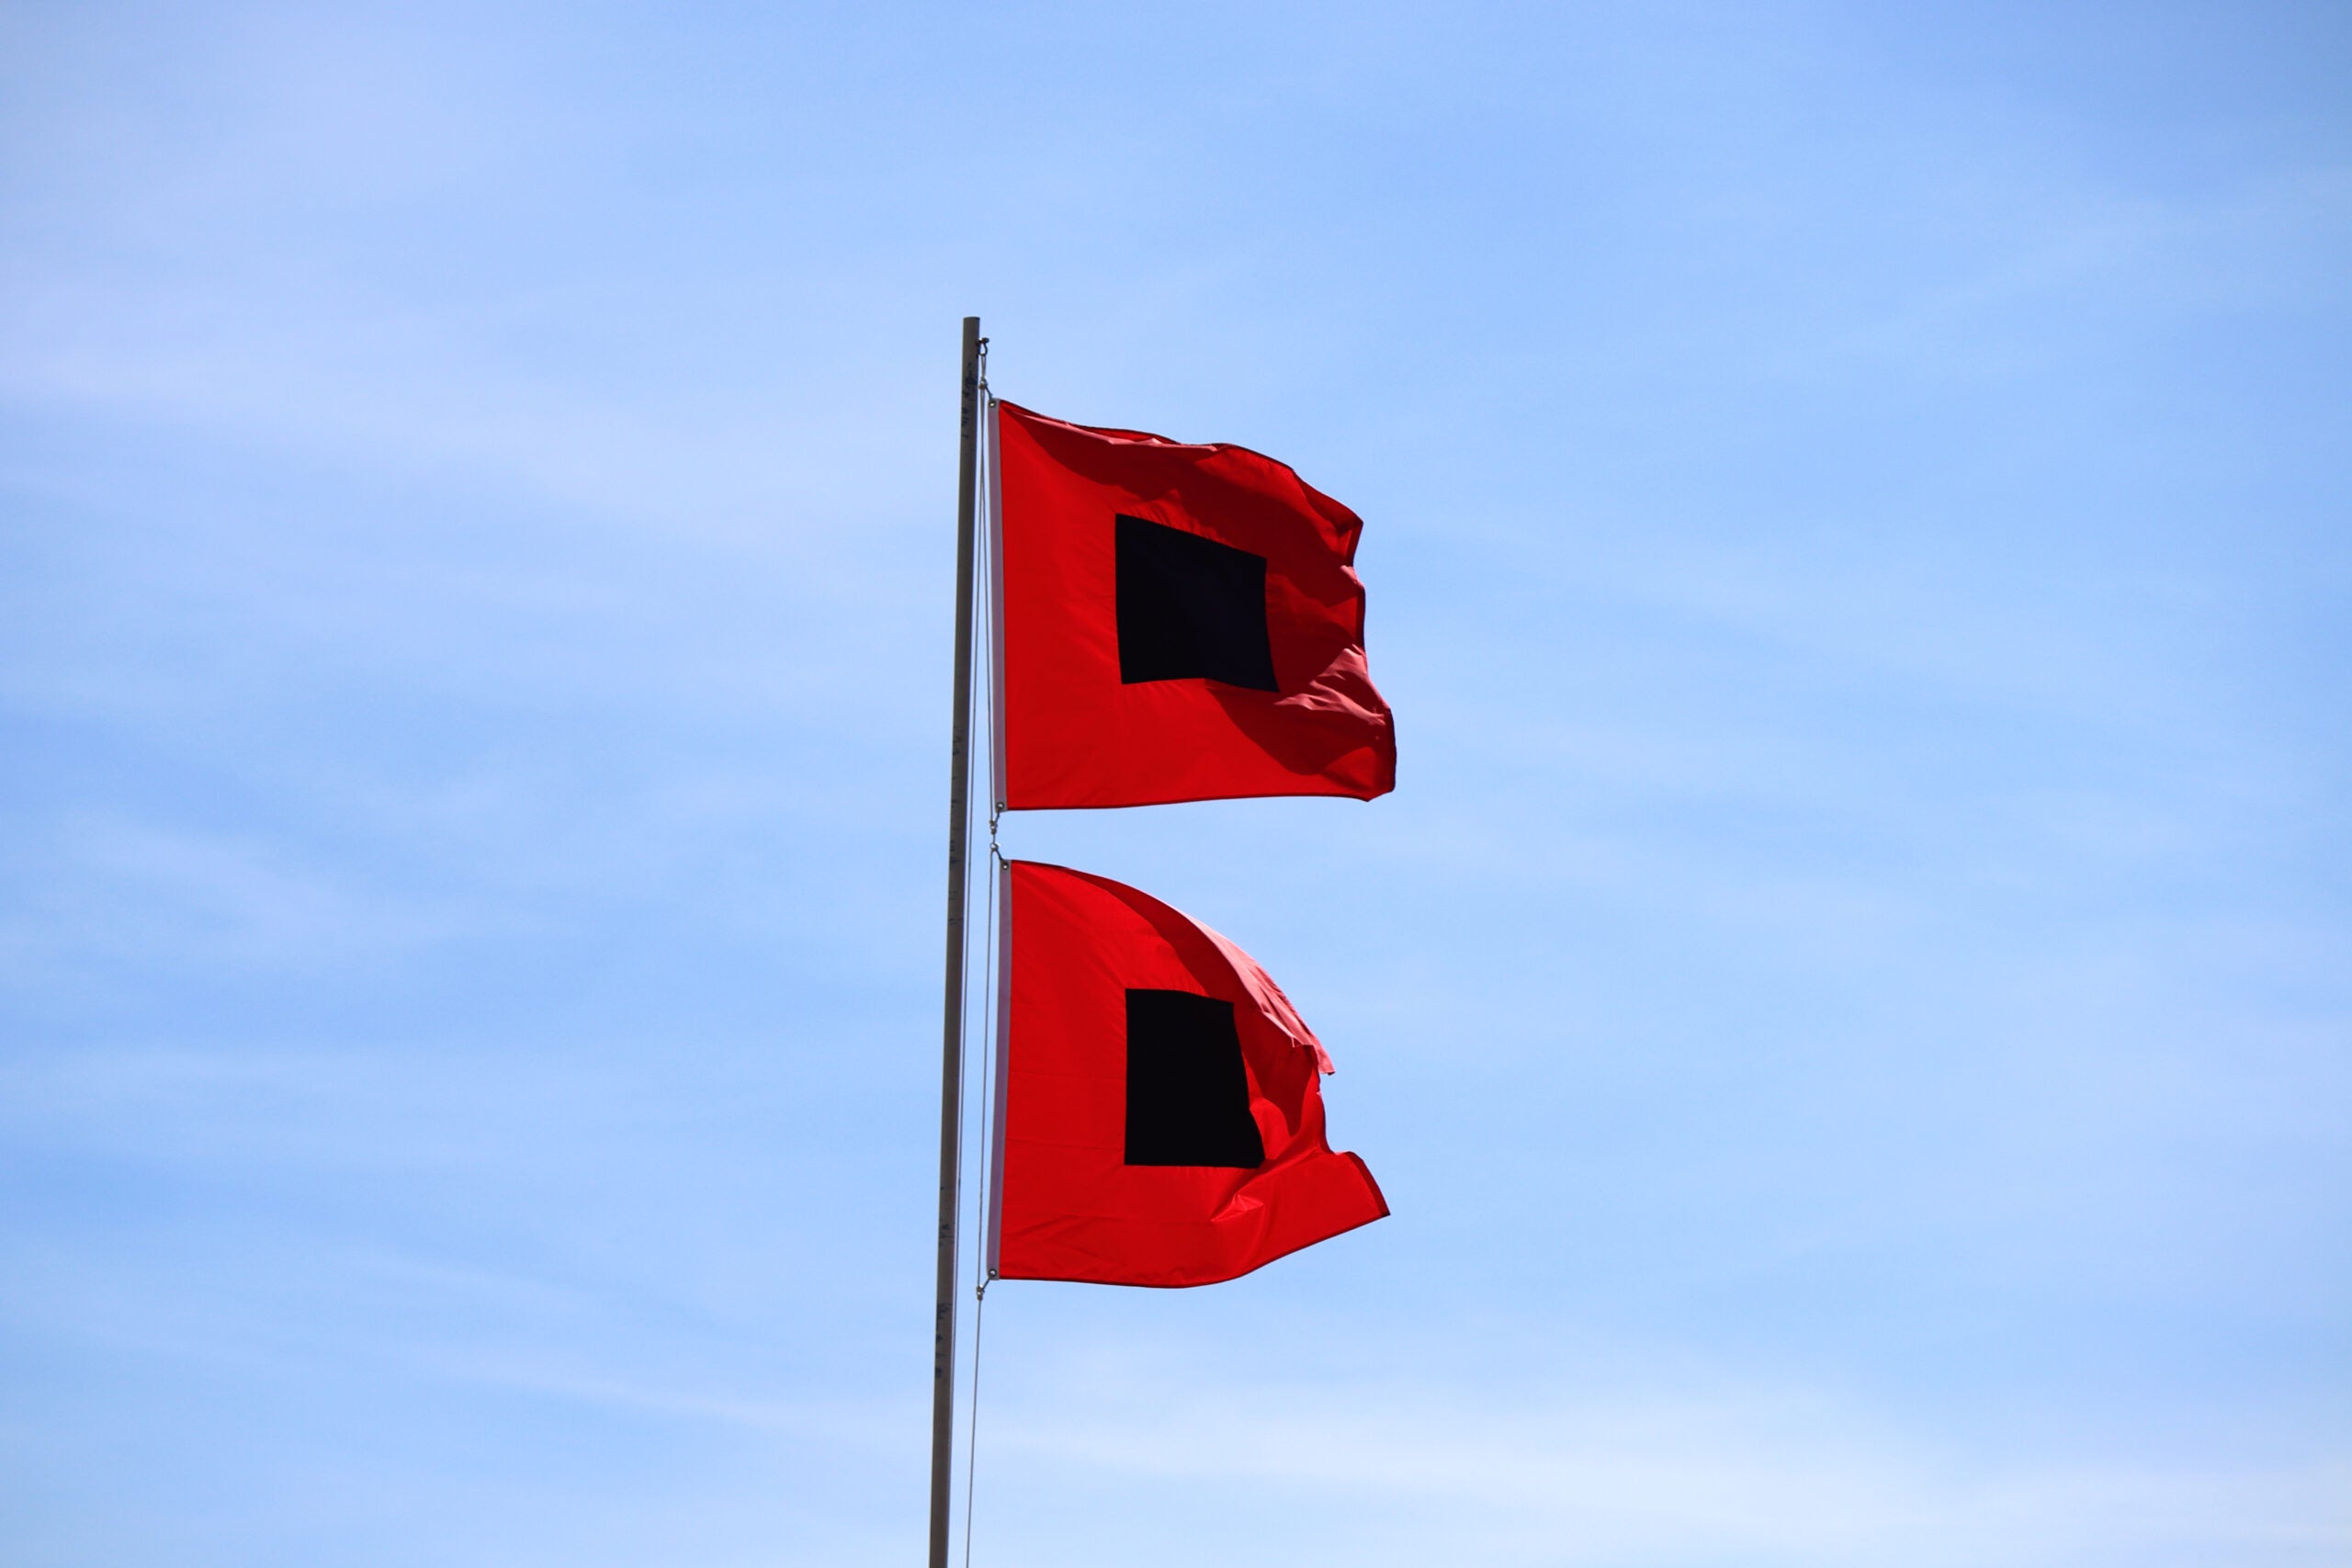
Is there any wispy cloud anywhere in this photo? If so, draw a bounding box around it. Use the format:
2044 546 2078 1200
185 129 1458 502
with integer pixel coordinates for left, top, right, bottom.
976 1348 2352 1567
0 812 465 987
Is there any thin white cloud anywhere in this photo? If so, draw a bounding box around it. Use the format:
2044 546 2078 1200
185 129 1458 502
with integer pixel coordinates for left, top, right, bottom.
977 1351 2352 1567
0 812 466 986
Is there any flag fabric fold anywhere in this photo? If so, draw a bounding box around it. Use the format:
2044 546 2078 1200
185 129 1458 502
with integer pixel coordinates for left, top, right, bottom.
992 400 1396 810
987 860 1388 1289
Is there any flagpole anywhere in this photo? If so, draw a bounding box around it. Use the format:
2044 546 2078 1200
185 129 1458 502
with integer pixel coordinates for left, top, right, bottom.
928 315 983 1568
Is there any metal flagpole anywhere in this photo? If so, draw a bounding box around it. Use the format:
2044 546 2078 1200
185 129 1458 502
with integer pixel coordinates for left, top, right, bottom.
928 315 983 1568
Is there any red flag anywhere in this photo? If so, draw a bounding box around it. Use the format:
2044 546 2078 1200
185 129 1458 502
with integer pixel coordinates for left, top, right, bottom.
990 400 1396 810
985 860 1387 1288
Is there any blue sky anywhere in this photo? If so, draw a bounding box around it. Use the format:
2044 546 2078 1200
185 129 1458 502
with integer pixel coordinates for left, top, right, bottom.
2 3 2346 1564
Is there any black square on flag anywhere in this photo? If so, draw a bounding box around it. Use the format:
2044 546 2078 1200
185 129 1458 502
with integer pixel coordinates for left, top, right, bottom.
1114 514 1279 691
1123 988 1267 1168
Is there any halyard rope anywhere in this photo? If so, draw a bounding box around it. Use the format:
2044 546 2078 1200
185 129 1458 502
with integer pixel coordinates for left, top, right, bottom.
962 843 1001 1563
964 358 998 1568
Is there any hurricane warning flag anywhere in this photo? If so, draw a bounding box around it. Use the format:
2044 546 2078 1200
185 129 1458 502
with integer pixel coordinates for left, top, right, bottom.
984 860 1387 1289
990 401 1396 810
